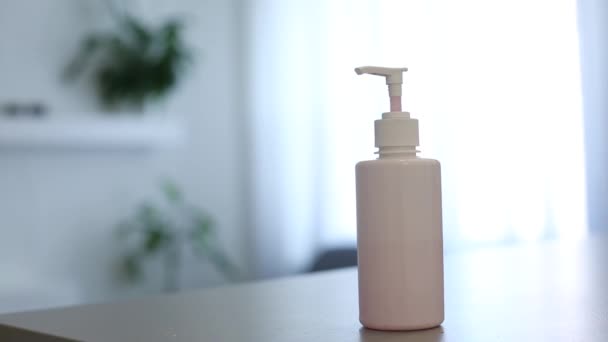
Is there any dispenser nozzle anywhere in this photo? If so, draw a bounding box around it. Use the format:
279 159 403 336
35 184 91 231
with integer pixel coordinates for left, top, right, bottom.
355 66 408 112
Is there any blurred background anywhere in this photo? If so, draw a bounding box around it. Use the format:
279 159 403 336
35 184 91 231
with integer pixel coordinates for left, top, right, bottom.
0 0 605 313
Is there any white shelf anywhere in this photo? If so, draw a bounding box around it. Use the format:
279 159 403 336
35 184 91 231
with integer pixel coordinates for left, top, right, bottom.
0 117 184 150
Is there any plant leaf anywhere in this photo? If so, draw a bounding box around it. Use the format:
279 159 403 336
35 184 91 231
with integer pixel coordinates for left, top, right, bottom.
121 254 143 283
63 35 102 80
143 228 172 255
205 246 241 282
161 180 182 203
122 15 152 49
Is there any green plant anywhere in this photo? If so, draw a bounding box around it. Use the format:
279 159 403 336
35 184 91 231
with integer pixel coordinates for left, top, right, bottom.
65 13 192 110
117 180 239 292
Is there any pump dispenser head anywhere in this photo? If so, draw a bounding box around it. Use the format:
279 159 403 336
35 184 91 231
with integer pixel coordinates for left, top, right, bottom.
355 66 408 112
355 66 419 152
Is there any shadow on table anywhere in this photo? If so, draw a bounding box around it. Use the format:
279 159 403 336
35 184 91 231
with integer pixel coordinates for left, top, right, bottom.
309 248 357 272
359 326 444 342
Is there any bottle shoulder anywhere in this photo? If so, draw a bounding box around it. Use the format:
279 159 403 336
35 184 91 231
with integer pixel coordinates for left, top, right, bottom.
356 157 440 168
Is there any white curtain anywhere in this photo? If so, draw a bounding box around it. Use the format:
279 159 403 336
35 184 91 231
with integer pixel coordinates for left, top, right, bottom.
246 0 587 277
577 0 608 234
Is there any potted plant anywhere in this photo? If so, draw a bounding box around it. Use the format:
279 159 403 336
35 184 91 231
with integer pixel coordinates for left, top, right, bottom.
116 180 239 292
65 11 192 112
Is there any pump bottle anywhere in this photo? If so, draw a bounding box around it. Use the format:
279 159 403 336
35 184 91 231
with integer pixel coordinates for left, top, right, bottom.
355 66 444 330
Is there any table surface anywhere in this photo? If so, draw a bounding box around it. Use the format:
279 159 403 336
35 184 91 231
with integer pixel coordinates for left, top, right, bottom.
1 234 607 342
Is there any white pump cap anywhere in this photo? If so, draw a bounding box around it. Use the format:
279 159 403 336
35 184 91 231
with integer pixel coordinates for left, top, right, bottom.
355 66 419 149
355 66 408 97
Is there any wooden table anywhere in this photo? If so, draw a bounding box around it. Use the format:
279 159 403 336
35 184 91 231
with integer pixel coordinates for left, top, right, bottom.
1 235 607 341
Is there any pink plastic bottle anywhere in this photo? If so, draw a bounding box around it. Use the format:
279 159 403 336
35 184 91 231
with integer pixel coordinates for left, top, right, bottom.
354 67 444 330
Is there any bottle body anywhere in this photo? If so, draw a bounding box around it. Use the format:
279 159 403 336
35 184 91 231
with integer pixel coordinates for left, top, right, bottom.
356 156 444 330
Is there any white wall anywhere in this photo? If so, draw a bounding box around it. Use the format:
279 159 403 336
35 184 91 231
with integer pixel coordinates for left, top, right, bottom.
0 0 247 312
